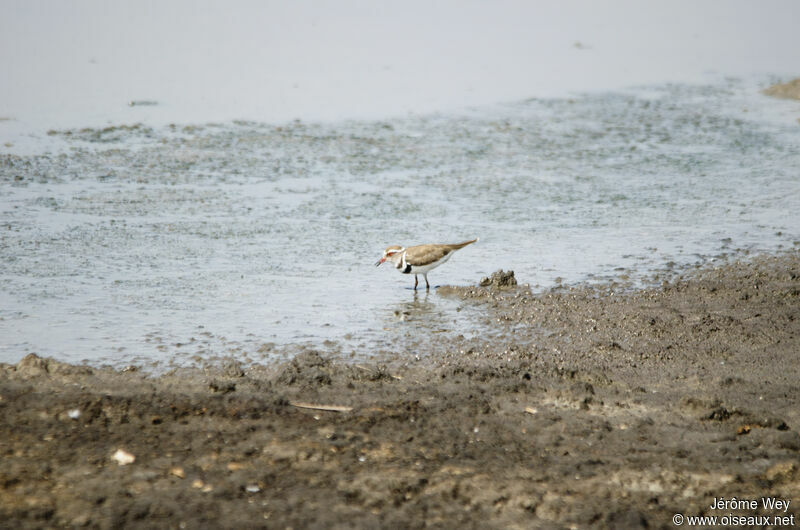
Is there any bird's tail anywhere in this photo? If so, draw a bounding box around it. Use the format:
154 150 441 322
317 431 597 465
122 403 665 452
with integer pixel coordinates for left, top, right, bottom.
451 238 479 250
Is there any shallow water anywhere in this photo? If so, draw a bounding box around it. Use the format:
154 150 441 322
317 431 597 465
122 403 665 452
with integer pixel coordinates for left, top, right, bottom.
1 79 799 366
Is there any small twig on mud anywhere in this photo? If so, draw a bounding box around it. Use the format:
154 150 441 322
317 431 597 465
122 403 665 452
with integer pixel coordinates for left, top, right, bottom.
524 407 538 415
289 401 353 413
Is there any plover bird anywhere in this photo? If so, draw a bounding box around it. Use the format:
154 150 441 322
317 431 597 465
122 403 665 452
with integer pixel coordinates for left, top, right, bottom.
375 238 478 290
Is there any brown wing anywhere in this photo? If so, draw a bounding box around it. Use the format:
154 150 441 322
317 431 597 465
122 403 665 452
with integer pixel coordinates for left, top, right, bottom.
448 238 478 250
403 244 453 266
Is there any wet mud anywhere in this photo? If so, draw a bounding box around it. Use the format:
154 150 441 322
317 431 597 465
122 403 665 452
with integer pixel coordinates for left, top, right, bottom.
1 252 799 528
764 78 800 100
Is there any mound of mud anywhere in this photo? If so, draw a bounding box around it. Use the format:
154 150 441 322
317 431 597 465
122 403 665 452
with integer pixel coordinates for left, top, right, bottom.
479 269 518 288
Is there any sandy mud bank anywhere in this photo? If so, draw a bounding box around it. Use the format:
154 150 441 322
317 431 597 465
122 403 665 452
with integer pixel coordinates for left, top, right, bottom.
1 252 798 528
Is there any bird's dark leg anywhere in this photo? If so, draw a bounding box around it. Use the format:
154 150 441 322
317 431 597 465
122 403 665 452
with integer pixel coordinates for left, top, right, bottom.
424 274 430 290
414 275 418 290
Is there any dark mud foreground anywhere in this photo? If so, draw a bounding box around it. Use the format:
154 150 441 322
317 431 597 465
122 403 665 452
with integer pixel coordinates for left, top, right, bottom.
2 253 799 529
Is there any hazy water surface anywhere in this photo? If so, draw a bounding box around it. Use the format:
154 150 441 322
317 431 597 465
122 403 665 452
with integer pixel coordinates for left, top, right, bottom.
1 79 799 366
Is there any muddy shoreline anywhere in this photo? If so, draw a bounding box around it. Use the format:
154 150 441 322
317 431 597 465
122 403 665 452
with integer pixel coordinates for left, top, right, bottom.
764 78 800 101
2 252 799 528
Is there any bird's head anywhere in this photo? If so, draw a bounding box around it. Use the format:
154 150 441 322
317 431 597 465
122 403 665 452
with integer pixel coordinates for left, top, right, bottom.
375 245 404 266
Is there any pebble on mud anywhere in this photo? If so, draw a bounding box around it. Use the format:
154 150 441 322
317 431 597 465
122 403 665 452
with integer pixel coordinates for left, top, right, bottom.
112 449 135 466
192 479 213 492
